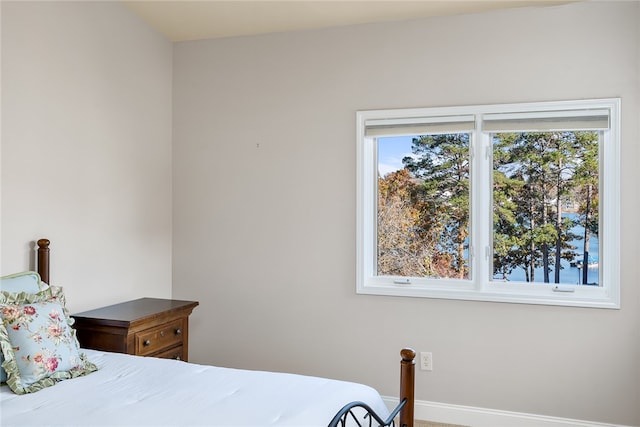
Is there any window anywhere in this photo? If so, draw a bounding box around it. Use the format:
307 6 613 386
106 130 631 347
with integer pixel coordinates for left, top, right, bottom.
356 99 620 308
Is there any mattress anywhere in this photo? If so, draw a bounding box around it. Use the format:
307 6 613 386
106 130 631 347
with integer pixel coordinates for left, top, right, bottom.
0 349 389 427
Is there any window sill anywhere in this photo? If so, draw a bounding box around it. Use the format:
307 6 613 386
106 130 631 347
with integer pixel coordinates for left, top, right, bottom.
356 281 620 309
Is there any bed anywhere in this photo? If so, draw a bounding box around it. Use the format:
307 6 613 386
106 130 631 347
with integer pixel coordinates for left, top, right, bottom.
0 239 415 427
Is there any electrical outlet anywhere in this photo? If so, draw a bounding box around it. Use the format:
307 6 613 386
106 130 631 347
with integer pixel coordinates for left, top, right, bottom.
420 352 433 371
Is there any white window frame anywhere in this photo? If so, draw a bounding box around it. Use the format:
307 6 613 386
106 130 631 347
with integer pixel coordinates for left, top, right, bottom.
356 99 620 309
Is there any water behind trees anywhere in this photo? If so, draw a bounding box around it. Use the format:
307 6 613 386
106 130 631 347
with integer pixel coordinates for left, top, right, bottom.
497 213 599 285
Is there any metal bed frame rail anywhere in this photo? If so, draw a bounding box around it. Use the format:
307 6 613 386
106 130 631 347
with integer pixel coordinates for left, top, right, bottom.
328 398 407 427
328 348 415 427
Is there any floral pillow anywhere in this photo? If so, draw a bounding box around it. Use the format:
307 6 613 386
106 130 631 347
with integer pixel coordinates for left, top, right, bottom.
0 271 48 383
0 286 97 394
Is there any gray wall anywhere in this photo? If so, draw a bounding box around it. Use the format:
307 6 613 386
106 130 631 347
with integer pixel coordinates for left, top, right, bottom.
1 1 174 311
2 1 638 425
173 2 640 425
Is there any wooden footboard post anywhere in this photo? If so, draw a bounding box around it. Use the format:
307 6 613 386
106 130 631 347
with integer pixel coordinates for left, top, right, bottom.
399 348 415 427
37 239 50 285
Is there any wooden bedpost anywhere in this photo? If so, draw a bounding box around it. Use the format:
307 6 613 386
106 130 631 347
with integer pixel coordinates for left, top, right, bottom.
399 348 415 427
37 238 50 285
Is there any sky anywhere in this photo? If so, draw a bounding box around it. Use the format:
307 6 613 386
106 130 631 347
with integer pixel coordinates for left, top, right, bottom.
377 136 415 177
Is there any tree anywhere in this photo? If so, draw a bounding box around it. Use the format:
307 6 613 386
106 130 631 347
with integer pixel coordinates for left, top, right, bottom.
571 131 599 284
403 133 470 279
492 132 582 283
377 130 599 285
492 169 524 280
377 169 436 277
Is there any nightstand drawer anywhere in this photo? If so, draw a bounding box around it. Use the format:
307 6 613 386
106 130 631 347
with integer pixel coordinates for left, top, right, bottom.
154 345 184 361
135 319 185 356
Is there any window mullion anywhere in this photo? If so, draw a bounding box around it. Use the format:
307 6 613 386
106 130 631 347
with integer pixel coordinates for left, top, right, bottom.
472 119 493 291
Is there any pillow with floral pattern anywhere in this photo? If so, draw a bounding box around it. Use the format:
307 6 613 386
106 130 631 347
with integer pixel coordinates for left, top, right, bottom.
0 286 97 394
0 271 49 383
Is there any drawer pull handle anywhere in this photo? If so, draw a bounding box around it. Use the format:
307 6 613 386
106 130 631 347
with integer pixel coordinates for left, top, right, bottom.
144 340 151 346
175 329 182 335
160 331 165 337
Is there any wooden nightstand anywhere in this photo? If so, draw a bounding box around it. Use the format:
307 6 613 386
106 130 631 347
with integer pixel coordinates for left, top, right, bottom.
72 298 199 361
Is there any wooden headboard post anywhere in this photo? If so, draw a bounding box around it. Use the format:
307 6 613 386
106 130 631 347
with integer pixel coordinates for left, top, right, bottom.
400 348 416 427
37 238 50 284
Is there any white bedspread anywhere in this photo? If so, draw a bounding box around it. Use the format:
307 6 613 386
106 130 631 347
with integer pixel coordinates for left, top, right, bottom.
0 349 389 427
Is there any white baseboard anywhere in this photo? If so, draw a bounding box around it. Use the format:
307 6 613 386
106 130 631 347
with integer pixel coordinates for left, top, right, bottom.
382 397 630 427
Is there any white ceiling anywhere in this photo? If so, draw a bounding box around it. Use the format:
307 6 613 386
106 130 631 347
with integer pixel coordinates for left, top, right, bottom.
123 1 579 42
